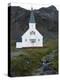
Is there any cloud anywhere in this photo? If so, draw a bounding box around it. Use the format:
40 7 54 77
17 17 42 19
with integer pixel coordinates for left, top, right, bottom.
10 0 59 10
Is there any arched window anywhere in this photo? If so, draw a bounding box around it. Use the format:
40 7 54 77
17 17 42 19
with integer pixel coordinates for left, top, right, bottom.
30 31 35 35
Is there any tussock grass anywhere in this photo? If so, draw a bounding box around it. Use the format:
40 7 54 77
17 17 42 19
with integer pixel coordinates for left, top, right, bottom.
10 39 58 76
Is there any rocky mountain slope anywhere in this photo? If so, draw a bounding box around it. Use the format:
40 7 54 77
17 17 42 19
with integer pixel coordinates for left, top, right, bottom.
8 5 58 41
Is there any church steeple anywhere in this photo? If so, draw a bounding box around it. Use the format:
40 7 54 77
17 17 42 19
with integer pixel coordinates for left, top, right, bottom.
29 7 35 23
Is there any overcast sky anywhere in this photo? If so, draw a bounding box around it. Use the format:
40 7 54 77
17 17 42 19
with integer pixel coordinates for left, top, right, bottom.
10 0 59 10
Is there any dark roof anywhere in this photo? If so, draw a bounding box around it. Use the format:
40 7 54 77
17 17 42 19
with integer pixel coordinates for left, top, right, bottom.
29 8 35 23
16 33 22 42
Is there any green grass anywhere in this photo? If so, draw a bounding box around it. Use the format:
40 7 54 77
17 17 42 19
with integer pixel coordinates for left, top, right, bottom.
10 39 58 76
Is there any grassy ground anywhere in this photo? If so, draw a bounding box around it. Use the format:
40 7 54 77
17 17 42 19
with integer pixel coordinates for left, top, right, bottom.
10 39 58 76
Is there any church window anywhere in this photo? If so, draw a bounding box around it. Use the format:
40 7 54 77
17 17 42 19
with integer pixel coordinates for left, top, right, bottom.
30 39 36 43
38 39 40 41
30 31 35 35
25 39 27 41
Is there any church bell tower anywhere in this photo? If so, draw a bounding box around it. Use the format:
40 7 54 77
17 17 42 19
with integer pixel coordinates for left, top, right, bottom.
29 7 36 30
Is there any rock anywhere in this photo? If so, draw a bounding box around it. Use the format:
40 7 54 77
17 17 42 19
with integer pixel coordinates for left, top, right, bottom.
31 49 58 75
9 5 58 41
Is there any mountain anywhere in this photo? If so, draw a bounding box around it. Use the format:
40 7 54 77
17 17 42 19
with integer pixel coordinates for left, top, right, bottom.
8 5 58 41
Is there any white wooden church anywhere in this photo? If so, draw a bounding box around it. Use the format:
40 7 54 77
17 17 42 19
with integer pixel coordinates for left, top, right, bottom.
16 8 43 48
